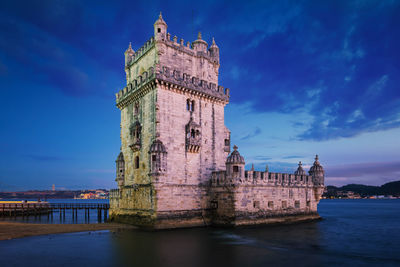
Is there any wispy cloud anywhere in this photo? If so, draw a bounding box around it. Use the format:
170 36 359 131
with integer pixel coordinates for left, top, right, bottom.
24 154 69 162
240 127 262 140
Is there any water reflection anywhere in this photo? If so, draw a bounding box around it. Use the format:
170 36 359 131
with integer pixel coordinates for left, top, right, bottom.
111 222 324 267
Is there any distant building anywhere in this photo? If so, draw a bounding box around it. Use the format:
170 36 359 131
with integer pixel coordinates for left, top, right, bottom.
109 13 325 229
52 184 55 191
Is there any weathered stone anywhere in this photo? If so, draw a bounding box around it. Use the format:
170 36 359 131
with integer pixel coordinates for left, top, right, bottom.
109 14 325 229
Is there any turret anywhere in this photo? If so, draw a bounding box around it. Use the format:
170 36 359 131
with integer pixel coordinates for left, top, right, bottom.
208 37 219 62
115 151 125 188
308 155 324 186
154 12 167 41
149 139 167 176
294 161 306 175
124 42 134 66
226 145 245 179
192 32 208 52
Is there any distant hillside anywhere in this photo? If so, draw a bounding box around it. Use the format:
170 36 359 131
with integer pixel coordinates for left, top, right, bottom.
325 181 400 197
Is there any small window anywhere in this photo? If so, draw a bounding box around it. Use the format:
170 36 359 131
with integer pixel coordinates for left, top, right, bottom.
191 129 195 138
157 28 161 33
210 201 218 209
224 139 230 146
135 156 140 169
152 155 157 162
134 103 139 114
233 166 239 173
282 201 287 209
306 201 310 207
186 99 190 111
191 100 195 112
253 201 260 209
295 201 300 208
268 201 274 208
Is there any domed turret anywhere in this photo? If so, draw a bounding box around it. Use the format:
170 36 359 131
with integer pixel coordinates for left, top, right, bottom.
192 31 208 52
294 161 306 175
226 145 245 179
115 151 125 188
154 12 167 41
124 42 134 66
226 145 245 164
208 37 219 62
309 155 324 186
149 139 167 175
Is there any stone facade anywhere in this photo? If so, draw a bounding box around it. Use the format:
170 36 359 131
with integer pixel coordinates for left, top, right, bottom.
109 13 325 229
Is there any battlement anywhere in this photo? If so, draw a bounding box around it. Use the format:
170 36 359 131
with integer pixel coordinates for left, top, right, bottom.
159 32 219 63
116 65 229 106
211 170 313 187
126 37 155 67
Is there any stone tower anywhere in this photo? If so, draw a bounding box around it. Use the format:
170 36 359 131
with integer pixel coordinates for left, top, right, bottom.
109 13 231 228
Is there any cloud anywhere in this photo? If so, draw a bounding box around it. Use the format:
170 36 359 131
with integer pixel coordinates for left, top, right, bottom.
24 154 69 162
240 127 262 140
282 155 303 159
325 161 400 186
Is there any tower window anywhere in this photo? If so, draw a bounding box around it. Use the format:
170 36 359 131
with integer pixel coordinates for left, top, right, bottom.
152 155 157 162
191 129 195 138
158 28 161 33
233 166 239 173
186 99 195 112
135 156 140 169
224 139 230 146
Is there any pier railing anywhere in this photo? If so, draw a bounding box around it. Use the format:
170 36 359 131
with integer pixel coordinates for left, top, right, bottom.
0 202 110 222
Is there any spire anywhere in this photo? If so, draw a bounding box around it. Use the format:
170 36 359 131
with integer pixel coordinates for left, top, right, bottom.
314 155 320 164
265 164 269 172
212 37 215 45
251 164 255 171
233 145 238 151
154 11 167 26
198 31 202 40
299 161 302 167
125 42 134 55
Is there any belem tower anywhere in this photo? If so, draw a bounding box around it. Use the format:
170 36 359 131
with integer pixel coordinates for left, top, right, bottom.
109 13 325 229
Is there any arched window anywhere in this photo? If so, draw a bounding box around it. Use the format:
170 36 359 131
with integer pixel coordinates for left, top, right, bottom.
135 156 140 169
191 100 195 112
186 99 190 111
196 130 200 137
191 129 195 138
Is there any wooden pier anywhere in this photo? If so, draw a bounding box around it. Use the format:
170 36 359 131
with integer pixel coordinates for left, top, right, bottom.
0 202 109 222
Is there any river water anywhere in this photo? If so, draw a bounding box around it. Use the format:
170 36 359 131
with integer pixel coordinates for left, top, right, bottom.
0 199 399 266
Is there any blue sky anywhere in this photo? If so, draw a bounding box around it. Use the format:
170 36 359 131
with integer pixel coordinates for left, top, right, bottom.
1 0 399 190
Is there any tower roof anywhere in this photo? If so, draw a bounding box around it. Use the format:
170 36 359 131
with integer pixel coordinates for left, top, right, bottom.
192 31 208 46
309 155 324 174
116 152 124 162
154 12 167 26
210 37 219 49
226 145 245 164
124 42 134 55
294 161 306 175
149 139 167 153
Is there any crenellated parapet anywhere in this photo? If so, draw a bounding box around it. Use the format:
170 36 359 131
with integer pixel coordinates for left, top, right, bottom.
116 65 229 109
125 37 155 67
211 170 313 187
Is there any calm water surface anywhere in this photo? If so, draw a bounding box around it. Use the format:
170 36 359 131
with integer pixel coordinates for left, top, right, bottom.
0 199 399 267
